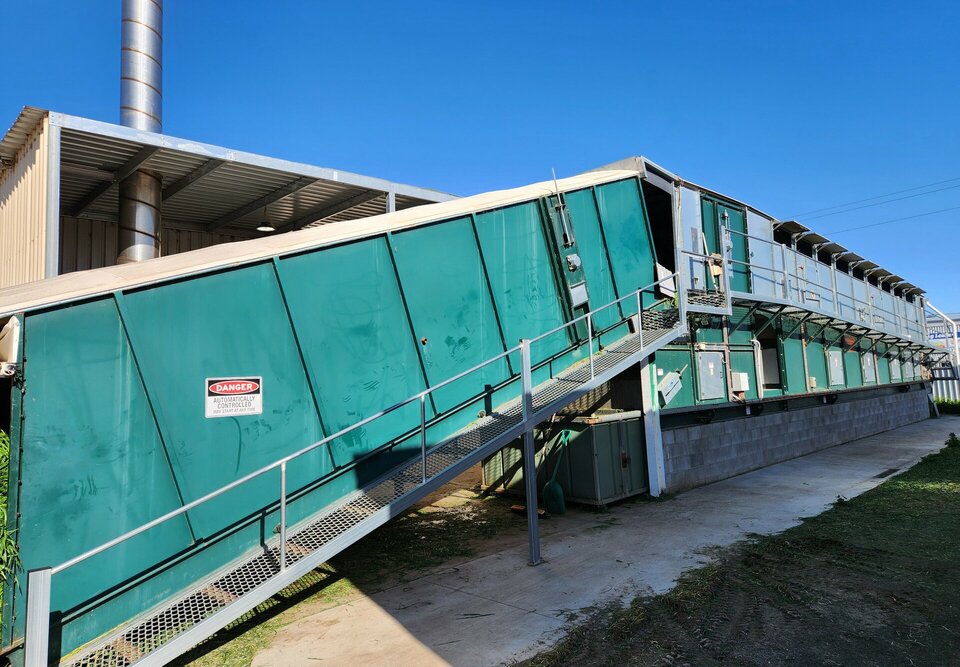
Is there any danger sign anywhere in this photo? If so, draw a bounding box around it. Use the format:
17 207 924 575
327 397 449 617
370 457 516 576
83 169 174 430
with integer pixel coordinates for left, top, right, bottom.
205 377 263 418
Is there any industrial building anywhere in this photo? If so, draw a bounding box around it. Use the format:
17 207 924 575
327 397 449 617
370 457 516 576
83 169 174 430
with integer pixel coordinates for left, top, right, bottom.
0 2 955 666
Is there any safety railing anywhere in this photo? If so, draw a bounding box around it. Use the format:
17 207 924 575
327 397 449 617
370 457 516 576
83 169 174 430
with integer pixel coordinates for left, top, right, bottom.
724 227 926 343
24 273 682 667
678 244 729 313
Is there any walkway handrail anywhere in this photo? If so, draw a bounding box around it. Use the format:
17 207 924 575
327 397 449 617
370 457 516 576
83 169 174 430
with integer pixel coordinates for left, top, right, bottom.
48 273 678 576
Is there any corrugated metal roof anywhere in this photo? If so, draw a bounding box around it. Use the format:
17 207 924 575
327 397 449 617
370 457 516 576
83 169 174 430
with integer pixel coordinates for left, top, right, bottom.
2 107 456 240
0 106 47 169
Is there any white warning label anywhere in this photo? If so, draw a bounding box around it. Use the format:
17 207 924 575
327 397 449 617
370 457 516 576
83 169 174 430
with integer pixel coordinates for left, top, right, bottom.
205 377 263 418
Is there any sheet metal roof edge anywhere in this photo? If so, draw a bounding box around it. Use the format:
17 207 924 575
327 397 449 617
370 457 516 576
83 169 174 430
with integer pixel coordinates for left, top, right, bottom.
0 169 639 318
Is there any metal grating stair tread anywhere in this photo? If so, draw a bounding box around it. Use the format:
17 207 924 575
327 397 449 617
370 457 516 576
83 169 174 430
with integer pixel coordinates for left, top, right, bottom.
60 312 682 667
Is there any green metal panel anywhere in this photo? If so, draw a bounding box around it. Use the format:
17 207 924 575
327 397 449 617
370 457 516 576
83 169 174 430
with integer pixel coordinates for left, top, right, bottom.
390 218 510 413
701 197 749 292
564 187 622 332
473 204 567 365
654 348 696 409
119 263 328 535
781 320 808 394
277 238 430 487
805 325 828 392
877 344 891 384
843 346 864 388
730 349 759 401
593 179 658 310
17 300 193 646
720 203 750 292
728 307 754 346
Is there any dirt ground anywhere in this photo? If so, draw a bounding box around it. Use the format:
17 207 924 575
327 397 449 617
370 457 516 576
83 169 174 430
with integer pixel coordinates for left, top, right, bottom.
176 466 529 667
521 436 960 667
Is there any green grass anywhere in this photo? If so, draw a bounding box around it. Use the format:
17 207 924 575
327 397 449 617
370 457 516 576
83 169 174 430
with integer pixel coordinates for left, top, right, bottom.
523 435 960 667
0 429 17 614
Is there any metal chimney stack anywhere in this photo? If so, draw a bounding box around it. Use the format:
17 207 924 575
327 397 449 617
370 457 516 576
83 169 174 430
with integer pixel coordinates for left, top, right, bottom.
118 0 162 263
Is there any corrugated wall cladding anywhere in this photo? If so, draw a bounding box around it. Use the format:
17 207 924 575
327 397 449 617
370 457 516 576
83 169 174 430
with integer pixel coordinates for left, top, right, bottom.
60 216 254 273
0 118 48 288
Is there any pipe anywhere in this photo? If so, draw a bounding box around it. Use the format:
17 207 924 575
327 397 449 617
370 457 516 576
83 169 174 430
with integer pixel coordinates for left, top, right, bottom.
118 171 162 263
751 338 765 400
118 0 163 263
577 409 646 425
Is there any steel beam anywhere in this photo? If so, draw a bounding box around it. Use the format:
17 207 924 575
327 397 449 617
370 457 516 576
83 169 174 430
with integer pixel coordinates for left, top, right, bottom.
273 190 383 234
162 159 226 201
70 145 159 217
205 176 316 233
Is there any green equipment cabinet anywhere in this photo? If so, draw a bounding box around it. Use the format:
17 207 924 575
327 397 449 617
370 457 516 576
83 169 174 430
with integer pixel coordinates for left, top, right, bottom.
482 415 649 507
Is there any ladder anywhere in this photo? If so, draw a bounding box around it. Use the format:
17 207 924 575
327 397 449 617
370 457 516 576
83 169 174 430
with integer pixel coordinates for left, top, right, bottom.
31 293 684 667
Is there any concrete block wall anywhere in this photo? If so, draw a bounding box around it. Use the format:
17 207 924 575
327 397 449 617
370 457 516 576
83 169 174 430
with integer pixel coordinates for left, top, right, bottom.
663 387 930 493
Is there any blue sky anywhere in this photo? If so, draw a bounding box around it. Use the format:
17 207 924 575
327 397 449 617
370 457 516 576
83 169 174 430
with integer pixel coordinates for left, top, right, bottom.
3 1 959 309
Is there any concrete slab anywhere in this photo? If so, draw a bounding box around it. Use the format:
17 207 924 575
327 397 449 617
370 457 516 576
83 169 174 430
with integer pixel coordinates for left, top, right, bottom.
251 416 959 667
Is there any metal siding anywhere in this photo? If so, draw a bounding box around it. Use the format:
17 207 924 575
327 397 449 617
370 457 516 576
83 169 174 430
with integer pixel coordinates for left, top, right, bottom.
696 350 726 400
59 216 254 274
390 218 510 413
277 237 429 467
746 210 777 297
117 264 328 535
594 179 658 307
828 348 845 386
17 300 194 648
565 188 622 330
0 117 49 287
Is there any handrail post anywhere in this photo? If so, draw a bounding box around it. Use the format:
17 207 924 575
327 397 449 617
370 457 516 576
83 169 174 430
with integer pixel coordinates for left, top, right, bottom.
780 244 789 300
25 568 51 667
636 289 645 349
420 394 427 482
587 317 595 378
519 339 541 566
279 462 287 571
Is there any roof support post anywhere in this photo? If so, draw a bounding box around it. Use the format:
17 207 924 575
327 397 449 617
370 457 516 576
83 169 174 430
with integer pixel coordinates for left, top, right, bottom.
44 117 61 278
640 357 665 497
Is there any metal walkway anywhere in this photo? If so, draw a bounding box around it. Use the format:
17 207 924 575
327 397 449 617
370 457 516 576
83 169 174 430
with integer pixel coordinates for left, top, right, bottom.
45 295 683 667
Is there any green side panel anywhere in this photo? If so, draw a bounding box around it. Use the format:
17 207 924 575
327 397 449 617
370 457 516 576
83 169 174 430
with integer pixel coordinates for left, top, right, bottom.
728 307 755 346
655 348 696 409
877 346 891 384
277 238 429 488
781 330 808 394
18 301 193 646
120 263 328 535
390 218 510 413
700 198 719 254
721 203 750 292
730 350 759 401
694 317 725 345
805 339 828 392
564 188 622 330
473 204 567 365
593 179 657 310
843 349 864 388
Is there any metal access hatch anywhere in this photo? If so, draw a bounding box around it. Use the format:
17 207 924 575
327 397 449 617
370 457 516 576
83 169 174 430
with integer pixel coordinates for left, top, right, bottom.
696 350 726 400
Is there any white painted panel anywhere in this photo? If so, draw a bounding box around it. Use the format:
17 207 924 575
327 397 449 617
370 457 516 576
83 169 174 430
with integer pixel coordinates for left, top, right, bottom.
746 210 777 298
828 348 845 386
679 187 706 293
